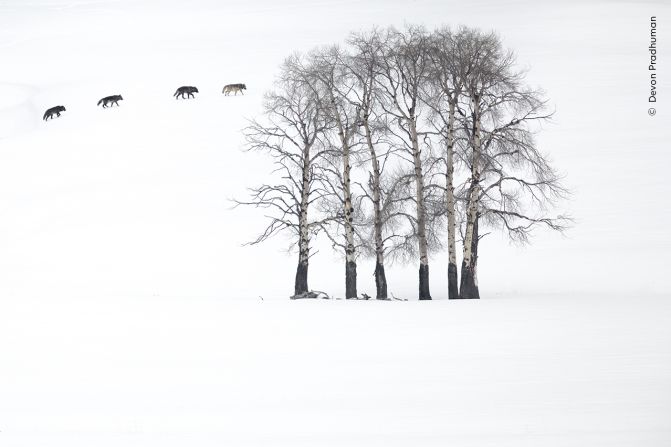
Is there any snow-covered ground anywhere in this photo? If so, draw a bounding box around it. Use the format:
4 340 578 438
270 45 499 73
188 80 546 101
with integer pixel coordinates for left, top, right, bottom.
1 0 670 445
2 295 670 446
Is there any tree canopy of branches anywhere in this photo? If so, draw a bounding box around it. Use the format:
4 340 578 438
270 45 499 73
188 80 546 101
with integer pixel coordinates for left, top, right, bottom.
235 56 331 296
237 25 569 300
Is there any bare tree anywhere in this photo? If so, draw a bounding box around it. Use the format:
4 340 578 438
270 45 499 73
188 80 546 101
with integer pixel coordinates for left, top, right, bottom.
457 28 569 299
425 26 467 299
455 29 503 299
236 56 330 296
346 29 393 299
305 46 363 299
375 25 437 300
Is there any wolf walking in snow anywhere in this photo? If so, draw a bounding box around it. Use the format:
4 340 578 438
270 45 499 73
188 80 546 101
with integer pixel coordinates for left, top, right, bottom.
222 83 246 95
97 95 123 108
43 105 66 121
174 86 199 99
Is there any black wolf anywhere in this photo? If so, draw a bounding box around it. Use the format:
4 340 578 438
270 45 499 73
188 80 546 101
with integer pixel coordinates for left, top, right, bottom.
174 86 199 99
222 83 246 96
43 105 66 121
97 95 123 108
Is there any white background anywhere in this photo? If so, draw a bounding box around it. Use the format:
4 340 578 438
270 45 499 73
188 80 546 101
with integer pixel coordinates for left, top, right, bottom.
0 1 669 445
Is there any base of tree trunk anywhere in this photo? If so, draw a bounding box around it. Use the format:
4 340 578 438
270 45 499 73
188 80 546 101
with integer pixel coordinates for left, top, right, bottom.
345 260 357 299
375 261 388 300
418 263 431 300
447 262 459 299
458 262 479 299
294 261 309 296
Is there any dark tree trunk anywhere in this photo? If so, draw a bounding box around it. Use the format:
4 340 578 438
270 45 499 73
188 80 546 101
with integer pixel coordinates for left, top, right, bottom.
445 99 459 301
472 212 479 279
459 214 480 299
362 119 388 301
375 261 388 300
419 263 431 300
345 260 357 299
459 263 479 299
448 262 459 299
294 261 309 296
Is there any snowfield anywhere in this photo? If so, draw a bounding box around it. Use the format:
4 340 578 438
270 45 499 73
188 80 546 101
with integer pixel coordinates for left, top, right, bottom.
2 295 670 446
1 0 670 445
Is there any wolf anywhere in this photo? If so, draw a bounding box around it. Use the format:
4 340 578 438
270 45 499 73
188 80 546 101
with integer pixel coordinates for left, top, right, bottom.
97 95 123 108
174 86 199 99
43 105 66 121
222 83 246 96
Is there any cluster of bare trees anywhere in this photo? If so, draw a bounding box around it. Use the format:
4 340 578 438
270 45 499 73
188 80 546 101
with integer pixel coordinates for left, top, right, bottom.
236 25 569 300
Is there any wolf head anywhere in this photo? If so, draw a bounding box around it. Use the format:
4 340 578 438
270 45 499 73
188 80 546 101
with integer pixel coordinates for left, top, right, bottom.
242 84 247 89
191 87 199 93
58 106 66 111
117 95 123 100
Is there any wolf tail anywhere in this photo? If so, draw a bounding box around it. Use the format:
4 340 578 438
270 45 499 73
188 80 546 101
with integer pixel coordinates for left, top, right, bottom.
97 99 103 106
173 90 180 97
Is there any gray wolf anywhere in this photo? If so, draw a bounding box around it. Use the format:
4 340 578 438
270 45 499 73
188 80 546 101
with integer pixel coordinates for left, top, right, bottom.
43 105 66 121
222 83 246 95
97 95 123 107
174 86 199 99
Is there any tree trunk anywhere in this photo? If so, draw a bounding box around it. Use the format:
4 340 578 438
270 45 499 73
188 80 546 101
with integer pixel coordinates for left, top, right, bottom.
345 260 357 299
342 159 357 299
459 212 480 299
335 103 357 299
448 263 459 298
294 142 312 296
460 93 481 299
374 260 388 300
419 263 431 300
363 119 388 300
471 212 479 290
410 118 431 300
294 259 309 295
445 99 459 299
294 212 310 295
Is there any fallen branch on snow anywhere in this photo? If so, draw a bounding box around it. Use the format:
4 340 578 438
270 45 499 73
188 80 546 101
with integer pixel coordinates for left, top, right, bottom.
290 290 330 300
